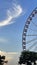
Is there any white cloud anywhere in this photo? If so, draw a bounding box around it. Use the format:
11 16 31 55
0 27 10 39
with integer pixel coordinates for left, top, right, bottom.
0 4 23 27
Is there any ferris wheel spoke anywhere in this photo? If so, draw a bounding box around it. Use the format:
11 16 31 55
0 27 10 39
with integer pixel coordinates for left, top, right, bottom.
32 21 37 27
29 27 37 32
26 34 37 36
34 45 37 51
26 38 37 44
28 41 37 50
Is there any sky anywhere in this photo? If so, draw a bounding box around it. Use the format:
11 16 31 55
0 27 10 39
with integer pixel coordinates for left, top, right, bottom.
0 0 37 65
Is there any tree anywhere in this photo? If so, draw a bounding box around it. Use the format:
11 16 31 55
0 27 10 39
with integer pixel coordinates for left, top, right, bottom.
0 55 8 65
18 51 37 65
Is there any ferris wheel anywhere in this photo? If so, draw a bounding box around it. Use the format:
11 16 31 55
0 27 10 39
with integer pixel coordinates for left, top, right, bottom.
22 7 37 52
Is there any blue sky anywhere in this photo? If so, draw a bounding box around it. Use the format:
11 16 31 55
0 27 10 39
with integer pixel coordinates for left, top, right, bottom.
0 0 37 52
0 0 37 65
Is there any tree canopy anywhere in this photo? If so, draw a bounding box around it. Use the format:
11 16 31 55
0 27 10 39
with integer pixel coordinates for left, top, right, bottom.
18 51 37 64
0 55 8 65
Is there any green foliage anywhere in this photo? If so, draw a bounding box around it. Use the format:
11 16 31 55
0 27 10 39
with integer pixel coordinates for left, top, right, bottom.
0 55 8 65
18 51 37 64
